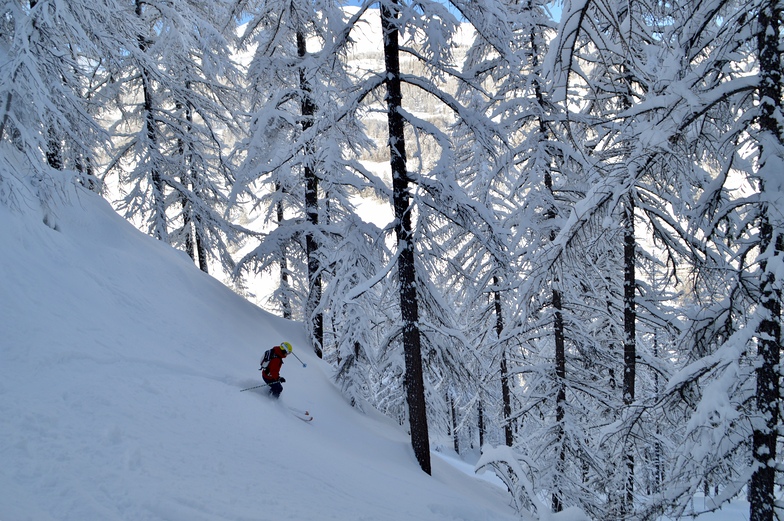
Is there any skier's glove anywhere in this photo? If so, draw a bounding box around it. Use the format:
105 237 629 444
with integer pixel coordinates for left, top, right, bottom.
279 377 286 383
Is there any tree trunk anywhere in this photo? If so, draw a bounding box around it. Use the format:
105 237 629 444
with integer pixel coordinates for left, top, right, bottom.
546 164 565 512
750 216 781 521
45 126 62 170
653 329 662 494
136 0 166 242
0 91 13 144
552 284 566 513
381 0 431 475
622 195 636 514
494 276 513 447
749 3 782 521
176 97 196 265
180 85 209 274
75 154 98 192
195 216 209 273
276 182 292 320
450 394 459 453
478 400 485 448
298 29 323 359
180 178 195 262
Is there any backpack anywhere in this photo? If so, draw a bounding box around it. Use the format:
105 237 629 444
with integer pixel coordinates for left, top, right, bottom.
259 348 276 371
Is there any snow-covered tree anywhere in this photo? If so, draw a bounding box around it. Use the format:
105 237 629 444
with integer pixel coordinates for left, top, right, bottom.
0 0 134 204
232 0 380 359
103 0 244 272
10 0 784 513
656 1 783 519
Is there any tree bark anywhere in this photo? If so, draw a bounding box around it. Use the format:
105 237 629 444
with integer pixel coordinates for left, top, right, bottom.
450 394 459 453
177 94 197 268
622 195 636 513
552 284 566 513
494 276 513 447
381 0 431 475
298 29 323 359
546 164 565 512
136 0 166 242
478 400 485 448
45 126 62 170
749 3 782 521
276 182 292 320
750 216 781 521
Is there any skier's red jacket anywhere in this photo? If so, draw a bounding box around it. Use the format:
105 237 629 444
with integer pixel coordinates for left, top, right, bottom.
261 345 287 383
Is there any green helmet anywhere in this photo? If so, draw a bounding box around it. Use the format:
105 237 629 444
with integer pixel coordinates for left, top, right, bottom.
280 341 293 354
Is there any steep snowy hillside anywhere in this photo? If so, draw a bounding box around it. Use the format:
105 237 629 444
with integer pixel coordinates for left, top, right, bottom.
0 175 516 521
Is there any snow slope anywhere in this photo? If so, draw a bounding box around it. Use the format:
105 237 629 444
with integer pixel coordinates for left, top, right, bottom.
0 177 516 521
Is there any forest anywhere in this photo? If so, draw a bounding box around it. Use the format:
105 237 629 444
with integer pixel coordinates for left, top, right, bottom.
0 0 781 520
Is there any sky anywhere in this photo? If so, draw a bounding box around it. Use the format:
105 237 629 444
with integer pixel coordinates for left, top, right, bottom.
342 0 563 22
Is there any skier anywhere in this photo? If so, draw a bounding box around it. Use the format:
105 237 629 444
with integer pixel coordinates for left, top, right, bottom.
260 341 293 398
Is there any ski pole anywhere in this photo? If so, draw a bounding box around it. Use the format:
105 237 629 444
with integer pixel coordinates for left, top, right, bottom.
240 384 268 392
291 351 307 368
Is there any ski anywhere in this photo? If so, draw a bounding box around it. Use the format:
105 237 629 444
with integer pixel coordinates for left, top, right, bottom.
287 406 313 422
240 383 313 421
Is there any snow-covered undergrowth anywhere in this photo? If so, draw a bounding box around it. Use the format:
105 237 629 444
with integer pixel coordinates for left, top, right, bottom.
0 174 516 521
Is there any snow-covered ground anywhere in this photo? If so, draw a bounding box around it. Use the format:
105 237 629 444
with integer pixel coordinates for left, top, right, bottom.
0 174 518 521
0 170 751 520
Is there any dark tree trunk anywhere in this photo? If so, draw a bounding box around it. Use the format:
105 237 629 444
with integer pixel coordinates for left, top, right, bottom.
552 285 566 513
276 182 292 320
195 217 208 273
652 330 662 493
181 183 195 263
0 91 13 144
749 4 782 521
750 216 781 521
478 400 485 448
45 126 62 170
142 71 165 241
450 394 459 453
179 86 209 274
622 195 636 513
136 0 166 242
545 165 566 512
176 97 196 265
381 0 431 475
298 29 323 359
622 201 636 406
494 276 513 447
75 154 98 192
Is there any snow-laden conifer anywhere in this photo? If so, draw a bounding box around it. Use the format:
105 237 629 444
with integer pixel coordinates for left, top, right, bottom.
0 0 136 204
102 0 245 272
